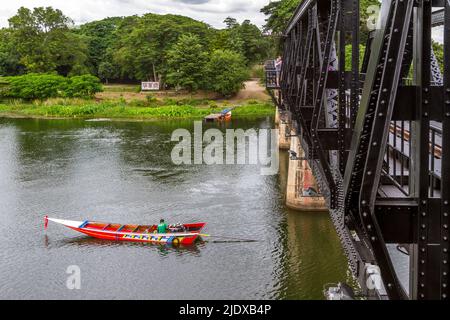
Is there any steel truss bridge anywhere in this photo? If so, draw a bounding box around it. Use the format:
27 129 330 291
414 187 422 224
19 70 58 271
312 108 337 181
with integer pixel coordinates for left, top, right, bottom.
266 0 449 300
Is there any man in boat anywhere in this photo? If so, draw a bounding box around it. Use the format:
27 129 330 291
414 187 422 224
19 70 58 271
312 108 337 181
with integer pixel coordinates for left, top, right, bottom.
157 219 168 234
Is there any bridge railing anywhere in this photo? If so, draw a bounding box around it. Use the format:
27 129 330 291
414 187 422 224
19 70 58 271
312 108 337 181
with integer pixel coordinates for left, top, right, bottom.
264 60 280 89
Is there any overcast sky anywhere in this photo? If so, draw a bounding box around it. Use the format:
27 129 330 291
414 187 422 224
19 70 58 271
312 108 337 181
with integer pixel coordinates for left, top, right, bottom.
0 0 272 29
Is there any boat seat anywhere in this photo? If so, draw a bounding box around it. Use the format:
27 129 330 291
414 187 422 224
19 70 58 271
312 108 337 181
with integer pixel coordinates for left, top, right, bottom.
80 221 89 228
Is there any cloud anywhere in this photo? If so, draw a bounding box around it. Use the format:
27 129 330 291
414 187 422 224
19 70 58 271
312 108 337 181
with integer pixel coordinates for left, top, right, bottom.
0 0 271 29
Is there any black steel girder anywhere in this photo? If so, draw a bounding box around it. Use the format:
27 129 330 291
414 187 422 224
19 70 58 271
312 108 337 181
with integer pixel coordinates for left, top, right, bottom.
271 0 450 300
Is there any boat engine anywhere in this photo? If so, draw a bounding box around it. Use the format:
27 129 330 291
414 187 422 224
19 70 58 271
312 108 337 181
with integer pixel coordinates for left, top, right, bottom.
169 223 186 232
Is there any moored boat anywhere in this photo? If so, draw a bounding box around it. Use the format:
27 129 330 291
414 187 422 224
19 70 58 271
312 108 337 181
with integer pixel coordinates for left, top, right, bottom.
204 108 233 122
45 217 206 246
220 108 232 121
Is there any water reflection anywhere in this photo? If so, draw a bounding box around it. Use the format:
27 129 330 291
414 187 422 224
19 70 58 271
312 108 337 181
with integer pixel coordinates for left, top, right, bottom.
50 235 204 257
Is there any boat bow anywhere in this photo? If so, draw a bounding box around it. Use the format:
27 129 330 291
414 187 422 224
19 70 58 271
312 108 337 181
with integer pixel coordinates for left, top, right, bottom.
47 217 84 229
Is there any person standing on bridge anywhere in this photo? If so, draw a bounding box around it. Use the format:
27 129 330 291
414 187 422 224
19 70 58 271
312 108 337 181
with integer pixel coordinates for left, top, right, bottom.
275 56 282 86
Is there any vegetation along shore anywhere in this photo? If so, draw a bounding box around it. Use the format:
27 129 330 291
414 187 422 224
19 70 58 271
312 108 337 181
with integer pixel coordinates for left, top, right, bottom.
0 81 275 121
0 99 275 121
0 7 278 121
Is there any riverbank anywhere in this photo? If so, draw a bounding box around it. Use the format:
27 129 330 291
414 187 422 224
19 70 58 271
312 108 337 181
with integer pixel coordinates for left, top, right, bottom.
0 80 275 121
0 100 275 121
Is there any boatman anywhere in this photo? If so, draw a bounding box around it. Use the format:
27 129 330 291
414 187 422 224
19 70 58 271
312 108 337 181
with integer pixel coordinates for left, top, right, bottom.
157 219 168 234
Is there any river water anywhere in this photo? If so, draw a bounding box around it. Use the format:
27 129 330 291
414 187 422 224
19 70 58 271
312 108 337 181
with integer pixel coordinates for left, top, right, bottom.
0 117 351 300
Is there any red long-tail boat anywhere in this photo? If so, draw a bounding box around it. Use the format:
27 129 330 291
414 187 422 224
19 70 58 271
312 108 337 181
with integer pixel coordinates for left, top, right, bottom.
45 217 206 246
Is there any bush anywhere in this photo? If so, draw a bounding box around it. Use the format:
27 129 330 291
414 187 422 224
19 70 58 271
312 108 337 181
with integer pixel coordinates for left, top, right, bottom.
208 100 218 108
345 44 366 72
162 98 177 106
146 94 158 104
128 99 148 107
66 75 103 99
2 74 69 100
251 65 264 79
0 74 103 100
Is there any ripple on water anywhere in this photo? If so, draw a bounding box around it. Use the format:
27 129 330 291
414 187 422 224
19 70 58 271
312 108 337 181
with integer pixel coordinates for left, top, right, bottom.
0 118 350 299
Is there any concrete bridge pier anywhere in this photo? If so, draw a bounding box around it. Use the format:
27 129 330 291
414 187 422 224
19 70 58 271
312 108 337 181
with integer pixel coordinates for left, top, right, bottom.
277 111 327 212
275 106 280 125
276 108 291 150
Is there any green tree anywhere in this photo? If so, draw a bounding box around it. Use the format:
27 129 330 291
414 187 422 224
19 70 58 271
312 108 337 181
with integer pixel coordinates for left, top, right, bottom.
111 14 214 82
239 20 272 64
76 17 123 76
224 17 239 29
432 41 444 73
213 18 271 65
8 6 89 75
206 50 249 97
166 34 208 92
98 61 116 84
345 44 367 71
260 0 300 35
0 6 268 87
261 0 380 44
0 29 24 76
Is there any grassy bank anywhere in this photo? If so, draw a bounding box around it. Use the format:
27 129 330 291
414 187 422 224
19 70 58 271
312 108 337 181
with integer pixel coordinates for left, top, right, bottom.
0 99 275 120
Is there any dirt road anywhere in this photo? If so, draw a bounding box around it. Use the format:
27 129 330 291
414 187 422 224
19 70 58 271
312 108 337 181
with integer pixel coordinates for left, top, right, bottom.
232 79 269 101
96 79 269 103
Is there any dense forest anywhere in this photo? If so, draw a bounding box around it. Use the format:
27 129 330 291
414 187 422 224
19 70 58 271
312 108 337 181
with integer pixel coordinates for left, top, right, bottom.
0 1 444 99
0 7 274 96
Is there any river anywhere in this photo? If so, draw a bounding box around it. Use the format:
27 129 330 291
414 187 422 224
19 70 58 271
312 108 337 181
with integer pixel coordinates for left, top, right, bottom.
0 117 351 300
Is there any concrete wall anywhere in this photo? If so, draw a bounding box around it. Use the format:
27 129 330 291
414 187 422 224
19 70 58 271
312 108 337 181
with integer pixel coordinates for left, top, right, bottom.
277 108 291 150
279 109 328 212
